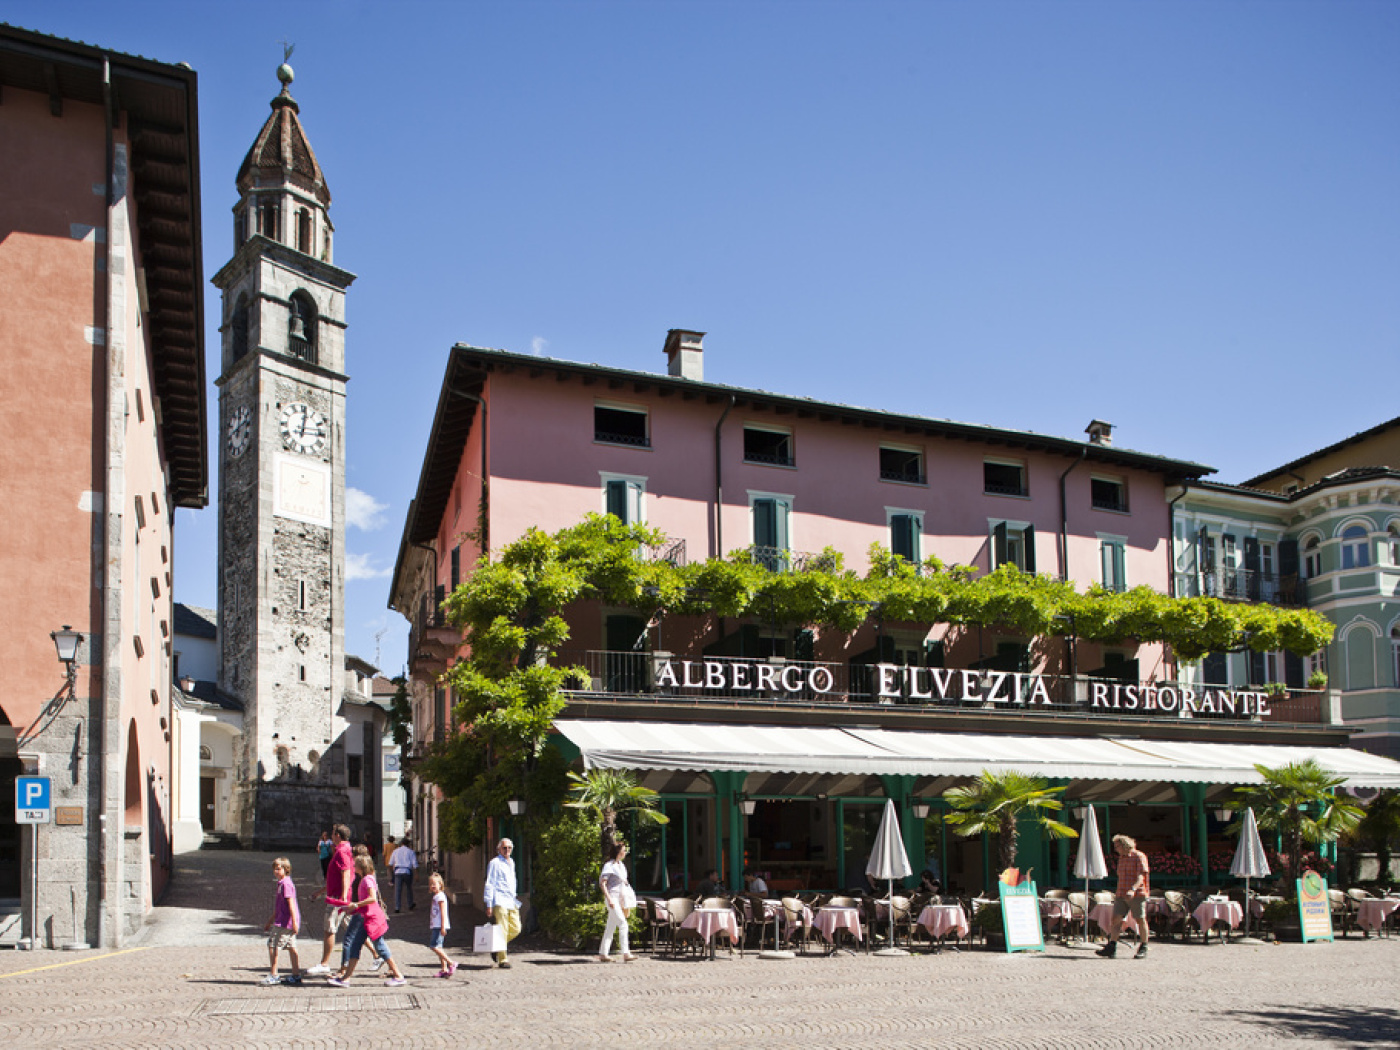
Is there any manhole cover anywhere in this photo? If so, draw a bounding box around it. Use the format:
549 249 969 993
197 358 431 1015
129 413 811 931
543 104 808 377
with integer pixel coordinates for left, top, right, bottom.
201 993 420 1015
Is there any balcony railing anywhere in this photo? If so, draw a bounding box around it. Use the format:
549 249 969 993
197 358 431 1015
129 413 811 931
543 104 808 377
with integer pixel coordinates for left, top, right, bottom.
1174 569 1304 607
557 649 1328 725
741 546 840 574
880 468 927 485
645 537 687 566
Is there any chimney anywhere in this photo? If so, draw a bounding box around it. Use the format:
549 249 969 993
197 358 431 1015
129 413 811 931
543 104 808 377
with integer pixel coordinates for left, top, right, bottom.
1085 419 1114 446
663 329 705 381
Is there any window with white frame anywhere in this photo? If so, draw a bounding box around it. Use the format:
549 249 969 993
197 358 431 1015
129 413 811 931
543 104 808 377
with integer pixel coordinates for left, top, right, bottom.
743 425 794 467
1341 525 1371 569
1390 524 1400 565
990 519 1035 572
750 492 793 571
984 459 1027 497
886 509 923 565
1090 476 1128 513
1393 626 1400 687
1099 535 1127 593
1303 536 1322 578
594 402 650 447
879 445 925 485
601 473 646 525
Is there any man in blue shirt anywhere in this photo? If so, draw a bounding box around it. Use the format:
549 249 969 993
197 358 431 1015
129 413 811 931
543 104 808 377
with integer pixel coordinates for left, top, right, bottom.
482 838 521 968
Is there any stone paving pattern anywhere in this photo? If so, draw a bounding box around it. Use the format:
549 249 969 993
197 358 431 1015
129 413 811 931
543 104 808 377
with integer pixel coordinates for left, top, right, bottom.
1 850 1398 1048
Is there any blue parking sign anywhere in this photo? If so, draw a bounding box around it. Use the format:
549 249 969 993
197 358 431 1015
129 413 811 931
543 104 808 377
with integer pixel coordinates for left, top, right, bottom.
16 776 51 824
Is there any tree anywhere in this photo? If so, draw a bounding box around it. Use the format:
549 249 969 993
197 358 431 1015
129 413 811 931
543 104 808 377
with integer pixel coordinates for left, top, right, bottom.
1355 789 1400 883
942 770 1077 878
1229 759 1364 881
565 768 669 859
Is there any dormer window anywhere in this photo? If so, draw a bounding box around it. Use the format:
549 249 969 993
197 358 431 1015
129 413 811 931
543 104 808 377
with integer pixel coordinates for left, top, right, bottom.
288 292 317 364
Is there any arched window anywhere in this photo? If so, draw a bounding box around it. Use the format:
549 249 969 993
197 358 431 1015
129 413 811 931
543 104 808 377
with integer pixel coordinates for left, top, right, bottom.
231 294 249 362
296 208 312 254
287 292 317 364
1389 524 1400 566
1341 525 1370 570
1302 536 1322 579
234 208 246 249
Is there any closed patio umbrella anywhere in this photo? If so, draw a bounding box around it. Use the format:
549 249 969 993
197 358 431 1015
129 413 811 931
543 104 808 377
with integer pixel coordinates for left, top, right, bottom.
1070 805 1109 948
866 799 914 956
1229 807 1271 945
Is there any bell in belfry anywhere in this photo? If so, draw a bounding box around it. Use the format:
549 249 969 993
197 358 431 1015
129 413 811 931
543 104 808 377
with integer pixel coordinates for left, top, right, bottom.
289 313 307 340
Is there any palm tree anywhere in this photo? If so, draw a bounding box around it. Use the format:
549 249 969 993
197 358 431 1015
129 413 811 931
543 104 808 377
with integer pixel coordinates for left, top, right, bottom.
942 770 1077 878
1355 789 1400 884
1229 759 1364 881
565 768 669 859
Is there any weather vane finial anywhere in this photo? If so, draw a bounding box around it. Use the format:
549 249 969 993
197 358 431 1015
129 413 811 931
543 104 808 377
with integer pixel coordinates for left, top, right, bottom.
281 40 295 64
276 41 296 89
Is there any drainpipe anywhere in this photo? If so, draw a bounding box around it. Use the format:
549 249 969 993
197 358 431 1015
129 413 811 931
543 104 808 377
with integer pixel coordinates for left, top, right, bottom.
1058 448 1087 683
98 56 117 951
713 395 735 558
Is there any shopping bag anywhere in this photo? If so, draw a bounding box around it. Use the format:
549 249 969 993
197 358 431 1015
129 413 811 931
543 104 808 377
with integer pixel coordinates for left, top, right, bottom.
620 884 637 911
474 923 506 954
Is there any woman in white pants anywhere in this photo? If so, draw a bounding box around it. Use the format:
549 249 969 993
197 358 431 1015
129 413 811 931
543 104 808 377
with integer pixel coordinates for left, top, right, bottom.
597 841 637 962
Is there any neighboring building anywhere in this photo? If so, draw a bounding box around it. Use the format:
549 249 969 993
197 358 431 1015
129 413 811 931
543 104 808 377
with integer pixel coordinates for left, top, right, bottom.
390 334 1400 901
170 604 242 850
372 675 410 842
1173 417 1400 758
211 61 357 849
0 26 206 947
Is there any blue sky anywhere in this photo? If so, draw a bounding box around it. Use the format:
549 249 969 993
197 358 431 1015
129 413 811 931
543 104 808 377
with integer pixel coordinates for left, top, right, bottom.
8 1 1398 674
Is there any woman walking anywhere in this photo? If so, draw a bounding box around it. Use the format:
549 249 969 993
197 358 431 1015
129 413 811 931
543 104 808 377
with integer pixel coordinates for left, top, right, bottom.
596 841 637 963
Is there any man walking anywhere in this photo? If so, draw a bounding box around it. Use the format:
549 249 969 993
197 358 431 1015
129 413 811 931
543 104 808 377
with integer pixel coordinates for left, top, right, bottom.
307 824 354 975
390 837 418 912
1098 834 1151 959
482 838 521 968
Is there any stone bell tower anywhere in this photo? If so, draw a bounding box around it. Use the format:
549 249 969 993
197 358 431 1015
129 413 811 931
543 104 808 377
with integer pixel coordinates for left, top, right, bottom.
211 55 356 848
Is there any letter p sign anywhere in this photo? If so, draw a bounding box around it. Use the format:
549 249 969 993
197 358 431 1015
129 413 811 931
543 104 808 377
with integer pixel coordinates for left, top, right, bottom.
16 776 51 824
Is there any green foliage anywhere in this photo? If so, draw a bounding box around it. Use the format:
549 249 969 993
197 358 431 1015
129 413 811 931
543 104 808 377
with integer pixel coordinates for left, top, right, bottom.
386 676 412 752
1307 670 1329 691
943 770 1078 877
1355 790 1400 882
566 768 669 859
1229 760 1364 880
532 809 643 947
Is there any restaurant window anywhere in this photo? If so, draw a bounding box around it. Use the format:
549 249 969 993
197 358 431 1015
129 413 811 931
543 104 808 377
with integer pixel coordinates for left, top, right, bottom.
888 510 923 565
1303 536 1322 579
1341 525 1371 570
1099 536 1127 593
594 403 649 447
991 520 1035 573
879 445 925 485
750 493 792 572
602 475 646 525
1090 476 1128 513
984 459 1026 497
743 426 794 467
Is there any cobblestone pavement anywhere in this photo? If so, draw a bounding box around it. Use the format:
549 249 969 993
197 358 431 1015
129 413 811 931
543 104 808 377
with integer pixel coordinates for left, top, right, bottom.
1 849 1398 1048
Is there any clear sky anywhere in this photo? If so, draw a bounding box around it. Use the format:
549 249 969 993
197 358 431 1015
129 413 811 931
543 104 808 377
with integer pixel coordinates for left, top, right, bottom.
8 1 1398 675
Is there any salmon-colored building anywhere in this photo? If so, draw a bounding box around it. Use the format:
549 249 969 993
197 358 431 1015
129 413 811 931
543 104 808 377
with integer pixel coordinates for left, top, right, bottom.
0 26 205 947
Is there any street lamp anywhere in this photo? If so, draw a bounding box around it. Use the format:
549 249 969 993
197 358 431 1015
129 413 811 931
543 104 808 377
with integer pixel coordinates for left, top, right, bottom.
51 625 82 692
912 801 931 819
1215 807 1233 823
739 797 757 816
507 798 525 816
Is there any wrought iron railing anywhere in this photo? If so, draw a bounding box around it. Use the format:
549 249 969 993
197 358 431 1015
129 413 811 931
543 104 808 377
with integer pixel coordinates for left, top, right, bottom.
1174 569 1304 606
740 546 840 574
594 429 650 448
645 538 687 566
880 467 927 485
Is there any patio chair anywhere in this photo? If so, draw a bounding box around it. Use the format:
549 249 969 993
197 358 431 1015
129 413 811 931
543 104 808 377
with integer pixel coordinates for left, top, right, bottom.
781 897 814 954
744 893 778 951
856 895 879 953
643 898 669 955
888 895 916 950
664 896 701 957
1066 891 1091 942
1327 889 1351 937
700 896 731 911
827 895 857 908
1156 890 1191 943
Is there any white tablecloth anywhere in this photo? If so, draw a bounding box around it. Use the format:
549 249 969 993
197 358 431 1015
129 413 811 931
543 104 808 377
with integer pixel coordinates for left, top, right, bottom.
1192 900 1243 934
1354 897 1400 932
812 906 862 944
917 904 969 942
680 907 740 948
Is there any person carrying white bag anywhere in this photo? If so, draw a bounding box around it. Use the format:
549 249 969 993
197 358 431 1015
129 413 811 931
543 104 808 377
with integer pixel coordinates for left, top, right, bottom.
596 840 637 963
479 838 521 968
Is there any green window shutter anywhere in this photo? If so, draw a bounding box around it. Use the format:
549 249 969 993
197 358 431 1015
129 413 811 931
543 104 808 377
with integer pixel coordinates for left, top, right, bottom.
606 479 629 522
1113 542 1126 592
754 498 777 548
891 515 915 561
1023 525 1036 574
993 521 1008 568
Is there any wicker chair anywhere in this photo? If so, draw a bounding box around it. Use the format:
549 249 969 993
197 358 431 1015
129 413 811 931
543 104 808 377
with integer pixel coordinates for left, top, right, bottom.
743 893 779 951
664 896 701 957
1066 891 1091 942
781 897 814 954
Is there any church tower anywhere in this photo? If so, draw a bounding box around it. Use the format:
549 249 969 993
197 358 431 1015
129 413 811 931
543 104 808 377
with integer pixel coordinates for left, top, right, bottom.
212 57 356 848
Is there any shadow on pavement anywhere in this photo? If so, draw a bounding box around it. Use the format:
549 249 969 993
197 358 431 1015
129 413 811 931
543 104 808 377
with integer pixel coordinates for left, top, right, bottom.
1224 1004 1400 1044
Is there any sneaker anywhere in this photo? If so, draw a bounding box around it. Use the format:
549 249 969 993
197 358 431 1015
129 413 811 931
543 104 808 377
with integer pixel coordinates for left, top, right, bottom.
385 976 406 987
326 977 348 988
443 962 457 978
1095 942 1117 958
282 975 303 986
1134 944 1148 959
369 956 386 973
305 964 330 976
260 974 282 986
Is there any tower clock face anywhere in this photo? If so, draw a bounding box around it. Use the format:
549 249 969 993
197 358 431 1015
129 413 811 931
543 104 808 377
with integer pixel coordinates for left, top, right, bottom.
279 401 328 454
227 405 252 458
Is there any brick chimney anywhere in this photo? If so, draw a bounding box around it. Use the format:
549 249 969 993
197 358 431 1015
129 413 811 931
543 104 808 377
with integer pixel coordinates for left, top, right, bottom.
663 329 705 380
1085 419 1114 446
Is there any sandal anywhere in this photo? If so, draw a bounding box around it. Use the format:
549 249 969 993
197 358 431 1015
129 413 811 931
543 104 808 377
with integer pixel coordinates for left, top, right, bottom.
595 955 611 963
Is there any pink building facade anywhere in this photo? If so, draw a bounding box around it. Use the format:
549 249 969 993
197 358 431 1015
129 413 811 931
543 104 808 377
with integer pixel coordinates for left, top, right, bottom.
0 27 205 947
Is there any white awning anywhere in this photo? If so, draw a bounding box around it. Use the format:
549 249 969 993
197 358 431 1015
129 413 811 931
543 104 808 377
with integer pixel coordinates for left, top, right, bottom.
553 719 1400 789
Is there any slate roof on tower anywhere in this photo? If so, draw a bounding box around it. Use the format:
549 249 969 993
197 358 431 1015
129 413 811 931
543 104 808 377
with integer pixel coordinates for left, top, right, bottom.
235 82 331 205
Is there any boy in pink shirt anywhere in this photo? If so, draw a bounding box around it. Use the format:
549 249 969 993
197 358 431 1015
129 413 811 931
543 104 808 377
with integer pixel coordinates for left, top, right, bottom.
262 857 302 985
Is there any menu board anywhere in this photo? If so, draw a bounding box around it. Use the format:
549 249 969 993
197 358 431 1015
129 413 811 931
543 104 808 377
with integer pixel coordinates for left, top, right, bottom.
1000 880 1045 953
1296 870 1334 943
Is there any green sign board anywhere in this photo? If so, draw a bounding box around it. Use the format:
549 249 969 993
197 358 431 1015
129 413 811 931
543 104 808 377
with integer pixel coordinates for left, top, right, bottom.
1000 879 1045 953
1296 870 1334 944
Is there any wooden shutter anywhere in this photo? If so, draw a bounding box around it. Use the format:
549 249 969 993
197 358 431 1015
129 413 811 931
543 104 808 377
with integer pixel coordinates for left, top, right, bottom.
1023 525 1036 574
606 479 628 522
891 514 915 561
1198 526 1214 571
993 521 1008 568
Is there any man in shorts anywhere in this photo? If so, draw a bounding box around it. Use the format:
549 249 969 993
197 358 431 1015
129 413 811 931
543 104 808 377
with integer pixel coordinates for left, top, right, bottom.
306 823 354 975
1098 834 1150 959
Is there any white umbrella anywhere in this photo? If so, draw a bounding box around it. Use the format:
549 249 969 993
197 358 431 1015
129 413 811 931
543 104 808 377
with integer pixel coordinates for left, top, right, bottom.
866 799 914 956
1070 805 1109 948
1229 807 1271 944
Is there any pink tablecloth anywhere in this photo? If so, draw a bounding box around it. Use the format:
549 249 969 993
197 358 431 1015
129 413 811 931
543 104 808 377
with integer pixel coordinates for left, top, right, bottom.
680 907 740 947
811 906 862 944
917 904 969 942
1192 900 1243 933
1354 897 1400 932
1088 902 1141 935
779 902 815 935
1040 899 1073 931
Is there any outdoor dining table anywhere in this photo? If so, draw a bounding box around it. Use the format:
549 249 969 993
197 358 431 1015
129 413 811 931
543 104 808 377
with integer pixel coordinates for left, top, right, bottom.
679 907 740 960
1353 897 1400 936
1040 898 1073 937
1192 899 1244 943
1249 895 1283 919
917 903 969 950
1088 902 1142 937
811 906 862 952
